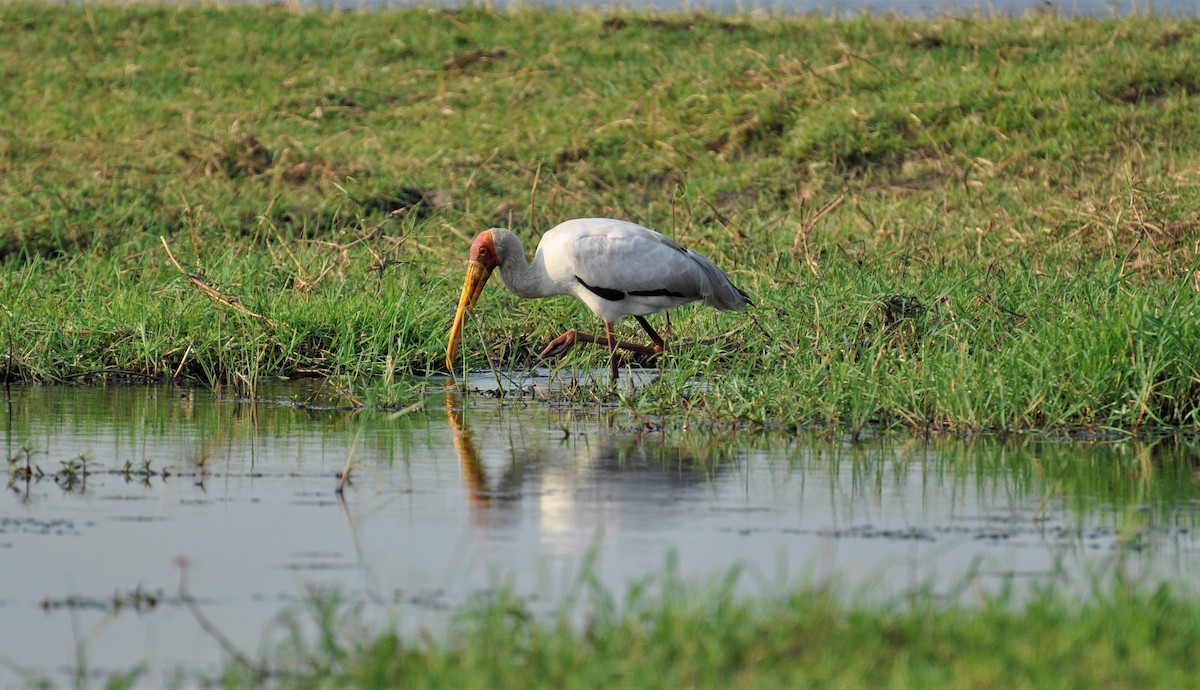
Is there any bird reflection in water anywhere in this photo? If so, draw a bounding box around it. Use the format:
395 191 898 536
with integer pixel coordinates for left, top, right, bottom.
445 391 530 530
444 390 735 535
445 390 491 512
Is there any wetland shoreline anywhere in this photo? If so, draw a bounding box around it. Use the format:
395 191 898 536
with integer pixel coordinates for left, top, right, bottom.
2 3 1199 432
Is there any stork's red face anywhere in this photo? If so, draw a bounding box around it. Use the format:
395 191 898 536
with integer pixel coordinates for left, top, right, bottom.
446 231 500 373
468 231 501 271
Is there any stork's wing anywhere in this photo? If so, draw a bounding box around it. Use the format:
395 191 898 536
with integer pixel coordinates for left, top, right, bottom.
543 218 750 311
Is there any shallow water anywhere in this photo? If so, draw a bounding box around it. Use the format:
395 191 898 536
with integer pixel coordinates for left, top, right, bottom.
2 380 1200 686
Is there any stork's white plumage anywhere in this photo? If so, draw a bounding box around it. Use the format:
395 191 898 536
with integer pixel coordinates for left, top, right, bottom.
446 218 752 380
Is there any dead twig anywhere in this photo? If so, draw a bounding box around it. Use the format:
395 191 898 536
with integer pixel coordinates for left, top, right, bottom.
325 377 365 408
160 236 278 330
172 342 193 380
792 195 844 279
336 450 354 495
529 161 542 235
175 556 265 680
792 195 844 251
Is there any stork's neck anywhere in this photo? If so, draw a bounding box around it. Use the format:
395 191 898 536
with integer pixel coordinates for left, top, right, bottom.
493 229 553 299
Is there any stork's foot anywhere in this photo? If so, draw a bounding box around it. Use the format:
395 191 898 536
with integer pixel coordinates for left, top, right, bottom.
621 342 662 358
634 316 666 356
539 330 596 359
540 332 662 361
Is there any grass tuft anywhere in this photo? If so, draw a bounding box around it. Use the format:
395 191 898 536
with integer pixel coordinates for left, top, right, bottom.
230 570 1200 690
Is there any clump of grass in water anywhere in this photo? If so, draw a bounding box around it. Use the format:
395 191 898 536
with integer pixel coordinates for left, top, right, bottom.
221 565 1200 689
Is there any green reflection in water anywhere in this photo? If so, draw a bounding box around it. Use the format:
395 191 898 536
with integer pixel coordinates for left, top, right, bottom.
4 383 1199 532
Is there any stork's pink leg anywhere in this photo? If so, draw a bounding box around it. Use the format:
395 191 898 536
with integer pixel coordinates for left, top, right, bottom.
605 321 619 380
538 318 669 380
634 316 666 354
539 329 659 359
538 330 597 359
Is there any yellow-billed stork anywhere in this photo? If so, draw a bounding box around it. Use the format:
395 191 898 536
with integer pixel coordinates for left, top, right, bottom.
446 217 752 380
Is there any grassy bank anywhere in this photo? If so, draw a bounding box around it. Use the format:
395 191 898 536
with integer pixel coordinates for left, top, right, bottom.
213 576 1200 689
2 3 1199 429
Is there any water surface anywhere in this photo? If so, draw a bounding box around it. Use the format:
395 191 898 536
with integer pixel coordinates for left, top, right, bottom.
2 381 1199 686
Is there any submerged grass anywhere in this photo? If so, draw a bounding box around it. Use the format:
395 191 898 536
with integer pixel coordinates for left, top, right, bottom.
2 3 1200 430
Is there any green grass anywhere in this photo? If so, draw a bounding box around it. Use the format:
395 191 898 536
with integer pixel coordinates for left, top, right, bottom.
2 3 1200 430
212 571 1200 689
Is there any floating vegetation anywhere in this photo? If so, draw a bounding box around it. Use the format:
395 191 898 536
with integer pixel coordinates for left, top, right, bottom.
39 585 166 614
